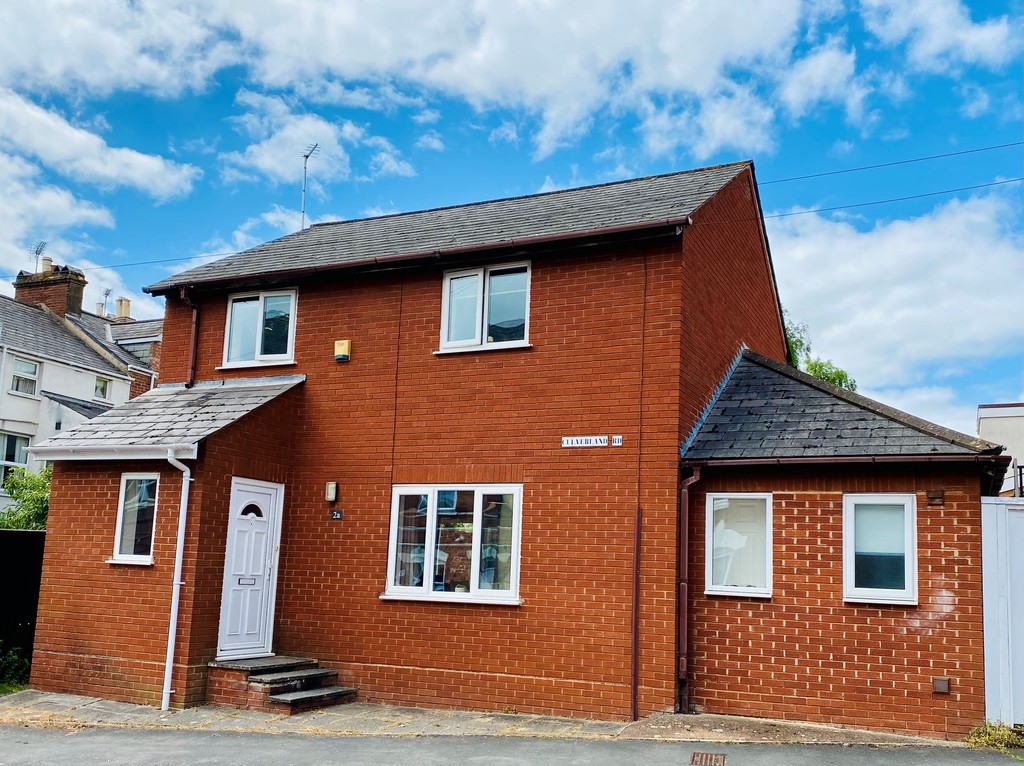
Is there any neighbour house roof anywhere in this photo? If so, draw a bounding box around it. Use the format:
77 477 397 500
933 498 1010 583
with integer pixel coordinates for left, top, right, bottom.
682 350 1003 463
41 391 113 419
0 296 124 377
146 162 752 294
28 375 304 461
69 312 157 371
109 318 163 343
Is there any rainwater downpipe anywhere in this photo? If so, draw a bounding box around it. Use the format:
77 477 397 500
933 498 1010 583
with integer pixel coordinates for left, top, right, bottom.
179 287 199 388
676 467 701 713
161 449 194 711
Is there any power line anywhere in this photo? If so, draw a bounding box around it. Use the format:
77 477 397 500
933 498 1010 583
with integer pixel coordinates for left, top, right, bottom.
760 141 1024 185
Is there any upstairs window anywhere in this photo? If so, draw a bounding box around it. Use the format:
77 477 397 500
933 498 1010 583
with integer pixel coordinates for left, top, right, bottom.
11 358 38 396
112 473 159 564
223 290 296 366
94 377 110 400
0 432 28 485
385 484 522 604
705 493 772 598
440 263 529 351
843 494 917 605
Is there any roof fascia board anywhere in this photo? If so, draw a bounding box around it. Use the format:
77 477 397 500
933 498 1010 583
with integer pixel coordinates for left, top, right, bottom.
681 454 1012 468
26 443 198 461
147 217 693 296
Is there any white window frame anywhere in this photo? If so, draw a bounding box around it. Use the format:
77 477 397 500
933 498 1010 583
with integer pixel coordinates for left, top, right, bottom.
383 484 523 605
438 262 531 352
0 432 29 487
220 289 297 368
94 377 110 401
704 492 773 598
10 357 39 397
843 493 917 605
110 472 160 565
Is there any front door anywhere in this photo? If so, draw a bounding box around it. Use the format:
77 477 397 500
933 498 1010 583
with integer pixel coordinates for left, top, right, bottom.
217 477 284 659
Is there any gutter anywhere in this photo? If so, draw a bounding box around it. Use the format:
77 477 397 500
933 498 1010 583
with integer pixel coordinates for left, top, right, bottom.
147 217 694 296
27 443 199 461
162 449 193 711
681 454 1011 468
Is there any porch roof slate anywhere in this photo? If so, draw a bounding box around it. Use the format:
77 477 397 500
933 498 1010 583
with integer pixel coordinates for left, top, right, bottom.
28 375 304 460
146 162 750 294
681 350 1002 461
41 390 113 419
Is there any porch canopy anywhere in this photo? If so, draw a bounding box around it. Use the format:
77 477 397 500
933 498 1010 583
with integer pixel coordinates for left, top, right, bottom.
28 374 304 462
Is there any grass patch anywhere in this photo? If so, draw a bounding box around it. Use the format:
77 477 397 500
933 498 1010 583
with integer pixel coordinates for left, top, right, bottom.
966 721 1024 760
0 681 26 695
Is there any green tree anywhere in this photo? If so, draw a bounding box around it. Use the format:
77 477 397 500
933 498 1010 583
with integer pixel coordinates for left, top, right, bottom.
784 310 858 392
0 465 51 530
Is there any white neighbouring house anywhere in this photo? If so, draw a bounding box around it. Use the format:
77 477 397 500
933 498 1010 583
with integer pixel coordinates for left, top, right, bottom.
978 403 1024 496
0 260 160 508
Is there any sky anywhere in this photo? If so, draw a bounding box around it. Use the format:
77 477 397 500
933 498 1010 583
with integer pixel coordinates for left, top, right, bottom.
0 0 1021 436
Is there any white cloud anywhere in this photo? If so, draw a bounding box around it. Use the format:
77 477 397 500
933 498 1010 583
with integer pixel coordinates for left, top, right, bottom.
778 38 869 121
415 131 445 152
368 150 415 179
769 192 1024 390
861 0 1017 72
412 109 441 125
958 83 991 118
489 121 519 146
0 89 200 200
861 385 977 436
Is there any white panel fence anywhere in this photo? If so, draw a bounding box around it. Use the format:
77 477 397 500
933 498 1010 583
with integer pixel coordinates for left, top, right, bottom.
982 497 1024 725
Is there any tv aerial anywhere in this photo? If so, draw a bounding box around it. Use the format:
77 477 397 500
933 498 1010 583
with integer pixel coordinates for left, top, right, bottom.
301 143 320 231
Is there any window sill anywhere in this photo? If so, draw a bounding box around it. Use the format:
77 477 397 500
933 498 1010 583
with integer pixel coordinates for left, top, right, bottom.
106 557 154 566
843 594 917 606
380 592 521 606
216 360 297 371
705 588 772 599
434 341 532 356
8 390 40 401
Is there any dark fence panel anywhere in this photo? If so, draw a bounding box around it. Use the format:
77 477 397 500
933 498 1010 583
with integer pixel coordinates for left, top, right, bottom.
0 530 45 660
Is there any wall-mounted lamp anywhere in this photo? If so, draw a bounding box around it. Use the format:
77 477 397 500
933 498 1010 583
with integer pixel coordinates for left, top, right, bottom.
325 481 338 503
334 340 351 362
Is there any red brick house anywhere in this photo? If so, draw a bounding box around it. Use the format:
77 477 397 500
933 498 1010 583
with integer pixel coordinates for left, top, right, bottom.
27 162 1007 738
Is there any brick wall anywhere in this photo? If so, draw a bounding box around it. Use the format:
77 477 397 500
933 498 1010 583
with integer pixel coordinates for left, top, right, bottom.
128 370 152 399
687 463 986 739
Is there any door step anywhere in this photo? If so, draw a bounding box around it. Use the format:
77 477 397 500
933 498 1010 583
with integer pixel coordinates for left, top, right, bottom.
206 656 357 714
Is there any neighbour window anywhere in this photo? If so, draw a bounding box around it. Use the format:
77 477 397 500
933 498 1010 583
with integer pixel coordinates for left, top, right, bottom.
223 290 297 366
94 377 110 400
0 432 29 485
843 494 917 605
112 473 159 564
439 263 530 351
385 484 522 604
11 358 38 395
705 493 772 598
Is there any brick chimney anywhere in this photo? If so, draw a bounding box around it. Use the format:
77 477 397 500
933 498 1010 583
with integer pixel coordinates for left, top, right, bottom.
13 261 88 318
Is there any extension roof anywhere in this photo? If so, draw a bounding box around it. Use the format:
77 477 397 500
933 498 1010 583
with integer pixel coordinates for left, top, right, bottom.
682 350 1003 462
0 296 124 378
146 162 751 294
28 375 304 461
41 391 113 419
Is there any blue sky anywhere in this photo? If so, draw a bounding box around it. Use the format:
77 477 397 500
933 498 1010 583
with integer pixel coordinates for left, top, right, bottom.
0 1 1020 435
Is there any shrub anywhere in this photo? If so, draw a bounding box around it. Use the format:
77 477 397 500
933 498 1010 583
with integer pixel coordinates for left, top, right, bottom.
0 640 30 686
0 465 51 530
966 721 1024 759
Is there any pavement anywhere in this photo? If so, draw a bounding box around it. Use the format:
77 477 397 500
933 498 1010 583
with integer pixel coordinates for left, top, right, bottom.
0 688 972 746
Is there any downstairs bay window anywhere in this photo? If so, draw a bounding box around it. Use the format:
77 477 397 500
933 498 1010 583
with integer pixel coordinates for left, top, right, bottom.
384 484 522 604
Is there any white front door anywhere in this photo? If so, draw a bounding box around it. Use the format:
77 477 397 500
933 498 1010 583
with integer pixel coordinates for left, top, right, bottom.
217 477 284 659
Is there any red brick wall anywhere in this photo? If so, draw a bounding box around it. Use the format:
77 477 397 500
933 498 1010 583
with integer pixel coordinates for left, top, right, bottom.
128 370 153 399
687 463 986 739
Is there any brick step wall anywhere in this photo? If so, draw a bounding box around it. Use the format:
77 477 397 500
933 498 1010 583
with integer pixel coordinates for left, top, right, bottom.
206 656 357 714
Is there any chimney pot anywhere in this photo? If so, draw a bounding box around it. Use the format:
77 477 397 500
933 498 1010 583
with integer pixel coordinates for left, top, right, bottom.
115 297 131 320
96 302 105 316
41 256 52 273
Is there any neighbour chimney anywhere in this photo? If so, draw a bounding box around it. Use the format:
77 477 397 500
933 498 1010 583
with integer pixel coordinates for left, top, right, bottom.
13 263 87 318
41 256 53 273
96 302 105 316
114 297 132 322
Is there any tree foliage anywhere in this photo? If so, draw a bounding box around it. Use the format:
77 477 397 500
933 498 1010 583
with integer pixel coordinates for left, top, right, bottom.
784 310 858 393
0 465 51 530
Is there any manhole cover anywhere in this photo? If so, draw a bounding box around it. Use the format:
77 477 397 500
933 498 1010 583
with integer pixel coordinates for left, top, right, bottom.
690 754 727 766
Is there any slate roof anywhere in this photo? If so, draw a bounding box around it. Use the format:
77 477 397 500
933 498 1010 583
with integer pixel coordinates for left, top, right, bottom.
69 311 155 370
109 318 162 342
681 351 1002 461
0 296 124 377
29 375 304 460
41 391 113 419
147 162 751 294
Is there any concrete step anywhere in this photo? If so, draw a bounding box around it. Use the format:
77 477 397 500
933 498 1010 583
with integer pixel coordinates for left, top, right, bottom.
208 656 317 674
269 685 358 712
248 668 338 692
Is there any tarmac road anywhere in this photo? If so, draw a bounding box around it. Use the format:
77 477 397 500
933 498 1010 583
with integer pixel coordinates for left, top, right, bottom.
0 727 1013 766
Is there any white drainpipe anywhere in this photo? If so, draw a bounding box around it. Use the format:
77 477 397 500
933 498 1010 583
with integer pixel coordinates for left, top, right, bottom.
162 448 193 711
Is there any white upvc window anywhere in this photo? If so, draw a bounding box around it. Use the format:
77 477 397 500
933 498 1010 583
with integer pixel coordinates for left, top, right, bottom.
0 432 29 485
94 377 110 400
111 473 159 564
222 289 297 367
843 493 917 605
439 263 530 351
705 493 772 598
384 484 522 604
11 358 38 396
